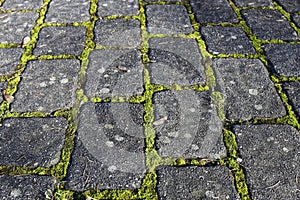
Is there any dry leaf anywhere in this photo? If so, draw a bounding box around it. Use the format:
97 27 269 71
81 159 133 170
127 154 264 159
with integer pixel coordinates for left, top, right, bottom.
22 36 30 48
153 116 168 126
1 90 14 103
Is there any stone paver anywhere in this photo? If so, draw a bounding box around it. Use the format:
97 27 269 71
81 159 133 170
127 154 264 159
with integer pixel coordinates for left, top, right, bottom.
201 26 255 54
0 82 7 102
0 117 67 167
1 0 44 10
276 0 300 13
293 15 300 27
0 48 23 75
234 124 300 200
97 0 139 16
264 44 300 77
233 0 273 7
241 9 298 40
282 81 300 119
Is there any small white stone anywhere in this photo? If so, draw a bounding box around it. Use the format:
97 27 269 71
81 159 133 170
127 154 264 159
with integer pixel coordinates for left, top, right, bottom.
102 3 108 6
283 147 289 152
237 157 243 163
39 82 47 87
191 144 199 150
50 77 56 81
106 141 114 147
249 88 258 95
231 35 237 39
100 88 110 94
153 116 167 126
4 123 11 127
108 165 117 172
267 136 274 142
254 104 263 110
60 78 68 84
230 81 235 84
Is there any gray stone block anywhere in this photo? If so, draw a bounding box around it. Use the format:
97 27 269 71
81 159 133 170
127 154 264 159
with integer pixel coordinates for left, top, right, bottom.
0 117 67 167
33 26 86 56
153 90 226 159
201 26 255 54
85 49 144 98
66 102 146 191
282 81 300 119
12 59 80 112
0 175 57 200
264 44 300 77
233 0 273 7
213 58 286 120
148 37 205 86
293 15 300 27
97 0 139 16
94 18 141 48
241 9 298 40
190 0 238 24
0 12 38 44
45 0 90 23
145 5 193 34
234 124 300 200
1 0 44 10
276 0 300 13
156 166 240 200
0 48 23 75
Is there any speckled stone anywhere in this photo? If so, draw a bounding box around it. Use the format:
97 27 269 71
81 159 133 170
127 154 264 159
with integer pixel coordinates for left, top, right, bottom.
97 0 139 16
145 5 193 34
0 117 67 167
241 9 298 40
0 48 23 75
234 124 300 199
233 0 273 7
201 26 255 54
156 166 240 199
0 12 39 44
276 0 300 13
293 15 300 27
1 0 44 10
12 59 80 112
282 81 300 119
45 0 90 23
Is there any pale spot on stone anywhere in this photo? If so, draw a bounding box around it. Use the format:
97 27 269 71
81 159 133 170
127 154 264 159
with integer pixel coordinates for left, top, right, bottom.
249 88 258 95
115 135 124 141
39 82 47 87
188 108 196 112
100 88 110 94
230 81 235 84
50 77 56 81
254 104 263 110
237 157 243 163
191 144 199 150
60 78 68 84
4 123 11 127
102 3 108 6
184 133 192 139
267 136 274 142
104 124 113 129
283 147 289 152
160 136 171 144
108 165 117 172
168 131 179 138
231 35 237 39
106 141 114 147
97 67 105 74
10 188 21 198
153 116 167 126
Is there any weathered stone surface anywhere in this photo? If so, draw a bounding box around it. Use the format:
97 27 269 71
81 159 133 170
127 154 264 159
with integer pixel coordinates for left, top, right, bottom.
190 0 238 24
0 48 23 75
241 9 298 40
234 124 300 200
201 26 255 54
148 37 205 86
145 5 193 34
0 82 7 102
1 0 44 10
276 0 300 13
33 26 86 56
156 166 240 199
66 102 146 191
153 90 226 159
0 175 57 200
45 0 90 23
0 12 38 44
97 0 139 16
85 49 144 98
145 0 181 1
293 15 300 27
0 117 67 167
264 44 300 77
282 81 300 119
94 18 141 47
213 58 286 120
233 0 273 7
12 59 80 112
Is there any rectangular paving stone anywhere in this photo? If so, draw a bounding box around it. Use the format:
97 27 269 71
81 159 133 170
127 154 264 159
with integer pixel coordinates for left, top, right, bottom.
234 124 300 199
97 0 139 16
0 175 57 200
45 0 90 23
145 5 193 34
0 12 38 44
0 117 67 167
213 58 286 120
66 102 146 191
153 90 226 159
156 166 240 199
282 81 300 119
241 9 298 41
233 0 273 7
148 37 205 86
12 59 80 112
85 49 144 99
276 0 300 13
1 0 44 10
264 44 300 77
0 48 23 75
94 18 141 48
33 26 86 56
201 26 255 55
190 0 239 24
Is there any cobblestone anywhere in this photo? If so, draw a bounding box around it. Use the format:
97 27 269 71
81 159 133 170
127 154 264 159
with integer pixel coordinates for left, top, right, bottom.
282 81 300 119
233 0 273 7
0 48 23 75
97 0 139 16
1 0 44 10
276 0 300 13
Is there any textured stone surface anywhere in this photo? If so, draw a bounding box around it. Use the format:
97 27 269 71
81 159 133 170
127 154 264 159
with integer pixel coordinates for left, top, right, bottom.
0 175 57 200
233 0 273 7
148 37 205 86
0 48 23 75
0 82 7 102
153 90 226 159
0 12 39 44
293 15 300 27
145 5 193 34
144 0 181 1
94 18 141 47
190 0 238 24
33 26 86 56
66 102 146 191
241 9 298 40
97 0 139 16
201 26 255 54
276 0 300 13
0 117 67 167
282 81 300 119
85 49 144 98
12 59 80 112
45 0 90 23
234 124 300 200
213 58 286 120
156 166 240 199
1 0 44 10
264 44 300 77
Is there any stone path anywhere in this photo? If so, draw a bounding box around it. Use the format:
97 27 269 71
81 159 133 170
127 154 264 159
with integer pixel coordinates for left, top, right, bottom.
0 0 299 199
